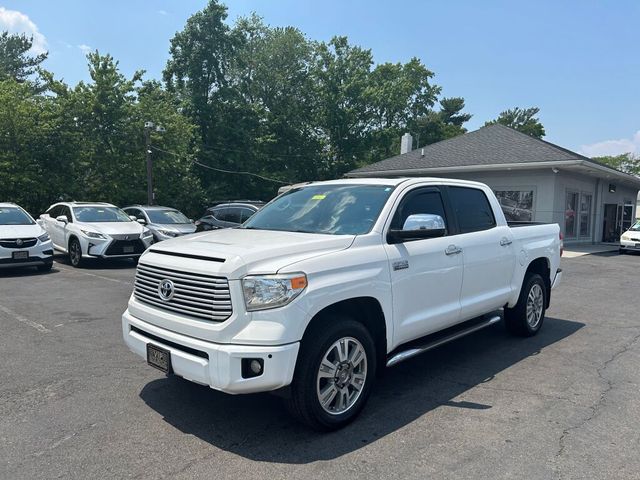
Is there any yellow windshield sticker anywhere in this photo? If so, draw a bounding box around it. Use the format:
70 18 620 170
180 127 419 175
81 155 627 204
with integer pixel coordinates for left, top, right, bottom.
311 194 326 200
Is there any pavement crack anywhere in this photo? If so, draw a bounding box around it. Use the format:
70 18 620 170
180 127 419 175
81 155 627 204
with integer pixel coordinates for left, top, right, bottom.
553 330 640 478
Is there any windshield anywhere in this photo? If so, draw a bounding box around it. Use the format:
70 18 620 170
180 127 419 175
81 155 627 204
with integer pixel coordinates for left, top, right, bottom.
146 209 190 224
73 206 131 223
0 207 35 225
243 184 395 235
629 221 640 232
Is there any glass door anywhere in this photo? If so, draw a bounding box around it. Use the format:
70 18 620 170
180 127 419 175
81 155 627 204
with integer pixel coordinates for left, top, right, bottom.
565 191 579 238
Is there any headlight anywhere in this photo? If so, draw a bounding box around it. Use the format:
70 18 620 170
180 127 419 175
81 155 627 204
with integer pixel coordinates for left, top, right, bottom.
158 229 178 237
621 234 630 241
80 229 106 239
38 232 50 242
242 273 307 311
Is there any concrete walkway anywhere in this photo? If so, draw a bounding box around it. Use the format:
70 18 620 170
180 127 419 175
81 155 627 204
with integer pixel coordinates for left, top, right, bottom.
563 243 619 258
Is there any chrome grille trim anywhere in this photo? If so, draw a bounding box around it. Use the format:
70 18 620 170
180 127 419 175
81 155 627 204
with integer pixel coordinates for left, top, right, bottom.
134 263 232 321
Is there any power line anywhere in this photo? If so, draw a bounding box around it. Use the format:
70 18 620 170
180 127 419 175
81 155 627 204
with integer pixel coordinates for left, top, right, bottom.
150 145 290 185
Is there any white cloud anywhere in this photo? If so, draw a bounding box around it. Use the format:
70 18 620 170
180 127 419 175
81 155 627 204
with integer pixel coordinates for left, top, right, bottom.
580 130 640 158
157 10 168 16
77 44 92 55
0 7 47 55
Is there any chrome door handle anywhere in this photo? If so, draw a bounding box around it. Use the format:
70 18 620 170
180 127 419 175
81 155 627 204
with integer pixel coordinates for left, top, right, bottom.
445 245 462 255
500 238 513 246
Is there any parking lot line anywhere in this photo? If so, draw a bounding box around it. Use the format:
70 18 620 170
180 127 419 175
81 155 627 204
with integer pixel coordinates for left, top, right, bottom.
0 303 50 333
54 263 133 286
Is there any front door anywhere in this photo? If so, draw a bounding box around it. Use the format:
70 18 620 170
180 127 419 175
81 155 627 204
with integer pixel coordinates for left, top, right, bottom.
602 204 617 242
384 186 463 347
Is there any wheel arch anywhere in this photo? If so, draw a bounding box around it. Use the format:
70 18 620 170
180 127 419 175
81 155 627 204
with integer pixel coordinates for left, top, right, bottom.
524 257 551 308
301 297 387 376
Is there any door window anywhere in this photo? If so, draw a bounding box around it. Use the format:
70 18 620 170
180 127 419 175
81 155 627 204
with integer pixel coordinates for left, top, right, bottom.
391 188 448 231
61 206 73 222
224 208 243 224
448 187 496 233
565 191 579 238
46 206 61 218
210 208 227 221
239 208 256 223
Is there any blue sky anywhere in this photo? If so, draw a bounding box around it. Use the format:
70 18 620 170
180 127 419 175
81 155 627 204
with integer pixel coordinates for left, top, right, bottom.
1 0 638 157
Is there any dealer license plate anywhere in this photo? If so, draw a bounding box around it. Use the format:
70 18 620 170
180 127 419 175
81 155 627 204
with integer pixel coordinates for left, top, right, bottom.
146 344 171 373
12 251 28 260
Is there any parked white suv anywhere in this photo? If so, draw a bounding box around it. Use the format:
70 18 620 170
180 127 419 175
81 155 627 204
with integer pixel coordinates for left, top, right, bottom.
619 219 640 254
40 202 153 267
0 203 53 271
122 178 562 430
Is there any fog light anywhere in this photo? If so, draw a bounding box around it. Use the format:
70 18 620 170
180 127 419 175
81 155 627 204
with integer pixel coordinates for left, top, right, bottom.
241 358 264 378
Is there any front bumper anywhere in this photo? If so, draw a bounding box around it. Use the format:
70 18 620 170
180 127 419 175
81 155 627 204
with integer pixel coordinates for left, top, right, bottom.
620 238 640 251
0 242 53 269
83 235 153 258
122 309 299 394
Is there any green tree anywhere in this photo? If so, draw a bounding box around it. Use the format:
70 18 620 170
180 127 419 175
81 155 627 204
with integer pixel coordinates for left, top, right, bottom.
593 152 640 175
485 107 545 138
0 31 47 83
409 97 472 148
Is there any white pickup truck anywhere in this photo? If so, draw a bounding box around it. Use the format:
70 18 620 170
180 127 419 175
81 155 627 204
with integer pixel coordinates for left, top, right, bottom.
122 178 562 430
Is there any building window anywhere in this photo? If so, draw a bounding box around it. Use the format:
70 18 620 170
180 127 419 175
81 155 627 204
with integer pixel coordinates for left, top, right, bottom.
494 189 535 221
565 191 579 238
579 193 592 237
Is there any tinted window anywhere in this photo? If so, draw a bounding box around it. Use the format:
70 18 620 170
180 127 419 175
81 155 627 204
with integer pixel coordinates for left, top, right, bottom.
239 208 256 222
210 208 228 221
448 187 496 233
146 209 189 224
73 206 131 223
60 206 73 223
224 208 244 224
391 189 447 231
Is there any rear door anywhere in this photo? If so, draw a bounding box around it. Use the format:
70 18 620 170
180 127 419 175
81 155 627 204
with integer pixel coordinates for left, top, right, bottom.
446 186 515 319
44 206 63 248
384 186 464 346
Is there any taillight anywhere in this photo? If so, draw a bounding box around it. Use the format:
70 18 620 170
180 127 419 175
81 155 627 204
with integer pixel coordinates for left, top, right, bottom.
559 232 564 257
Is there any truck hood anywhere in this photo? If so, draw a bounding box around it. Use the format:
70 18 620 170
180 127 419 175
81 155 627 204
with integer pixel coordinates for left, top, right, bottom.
141 228 355 279
0 224 44 239
80 222 144 236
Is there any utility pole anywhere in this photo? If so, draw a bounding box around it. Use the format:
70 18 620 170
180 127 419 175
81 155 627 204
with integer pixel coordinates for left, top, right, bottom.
144 121 165 205
144 123 153 205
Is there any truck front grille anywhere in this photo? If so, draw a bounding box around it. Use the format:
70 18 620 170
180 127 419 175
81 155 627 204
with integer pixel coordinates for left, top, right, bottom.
133 263 232 322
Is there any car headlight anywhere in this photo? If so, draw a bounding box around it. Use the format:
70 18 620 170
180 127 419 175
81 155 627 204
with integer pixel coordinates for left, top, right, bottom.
621 234 630 241
157 229 178 237
80 229 106 239
38 232 50 242
242 273 307 311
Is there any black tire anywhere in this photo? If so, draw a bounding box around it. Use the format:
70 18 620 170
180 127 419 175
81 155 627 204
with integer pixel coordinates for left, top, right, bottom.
68 237 83 268
286 316 377 431
504 273 547 337
37 262 53 272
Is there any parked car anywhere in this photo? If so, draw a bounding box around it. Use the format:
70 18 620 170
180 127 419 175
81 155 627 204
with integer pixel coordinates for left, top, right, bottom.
122 205 196 242
122 178 562 431
40 202 153 267
619 219 640 253
0 203 54 271
194 201 265 232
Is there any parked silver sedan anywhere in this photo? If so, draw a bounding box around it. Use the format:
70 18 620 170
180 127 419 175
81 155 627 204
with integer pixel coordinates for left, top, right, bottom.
122 205 196 242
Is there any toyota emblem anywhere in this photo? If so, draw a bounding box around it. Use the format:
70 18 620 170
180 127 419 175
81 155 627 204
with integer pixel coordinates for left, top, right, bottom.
16 238 23 247
158 279 175 301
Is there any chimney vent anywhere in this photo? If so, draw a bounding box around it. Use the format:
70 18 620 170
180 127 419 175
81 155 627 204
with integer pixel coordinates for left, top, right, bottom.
400 133 413 154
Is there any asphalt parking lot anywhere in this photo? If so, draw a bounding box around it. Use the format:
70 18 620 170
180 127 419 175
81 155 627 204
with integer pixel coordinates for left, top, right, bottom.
1 252 639 480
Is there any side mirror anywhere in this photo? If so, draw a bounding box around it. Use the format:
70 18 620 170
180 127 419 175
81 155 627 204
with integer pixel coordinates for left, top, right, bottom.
387 214 446 244
56 215 68 224
136 218 146 225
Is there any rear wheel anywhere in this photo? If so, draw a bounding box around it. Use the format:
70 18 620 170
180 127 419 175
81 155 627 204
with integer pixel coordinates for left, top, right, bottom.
68 237 83 268
504 273 547 337
286 316 376 431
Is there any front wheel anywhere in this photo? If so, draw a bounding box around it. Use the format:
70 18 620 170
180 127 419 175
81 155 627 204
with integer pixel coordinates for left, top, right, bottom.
286 317 376 431
68 237 84 268
504 273 547 337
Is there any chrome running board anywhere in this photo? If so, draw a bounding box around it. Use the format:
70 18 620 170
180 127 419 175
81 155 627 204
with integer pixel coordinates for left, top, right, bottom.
386 314 502 367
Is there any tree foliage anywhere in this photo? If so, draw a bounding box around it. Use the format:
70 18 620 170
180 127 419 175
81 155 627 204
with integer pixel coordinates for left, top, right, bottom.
0 0 480 217
593 152 640 175
485 106 545 138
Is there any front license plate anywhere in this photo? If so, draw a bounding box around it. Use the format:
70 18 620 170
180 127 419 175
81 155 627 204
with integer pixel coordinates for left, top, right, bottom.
12 251 28 260
635 243 640 249
146 343 171 373
123 246 134 253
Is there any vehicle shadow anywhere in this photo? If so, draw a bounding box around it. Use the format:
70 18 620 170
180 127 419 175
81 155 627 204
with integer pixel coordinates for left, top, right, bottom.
139 317 583 464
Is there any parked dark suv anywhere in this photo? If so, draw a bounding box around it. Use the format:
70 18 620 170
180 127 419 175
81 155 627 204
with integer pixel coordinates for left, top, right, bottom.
194 201 265 232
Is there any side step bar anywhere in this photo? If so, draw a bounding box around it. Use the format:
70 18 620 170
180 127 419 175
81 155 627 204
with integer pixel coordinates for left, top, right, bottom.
386 314 502 367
